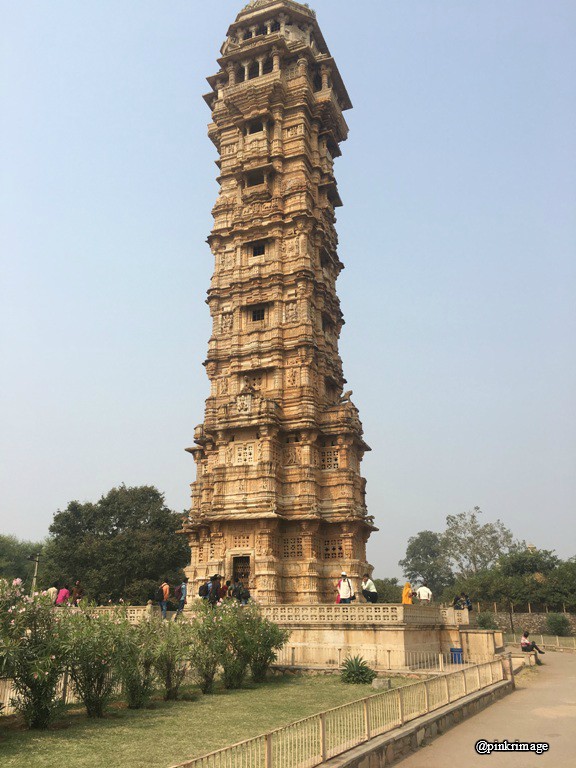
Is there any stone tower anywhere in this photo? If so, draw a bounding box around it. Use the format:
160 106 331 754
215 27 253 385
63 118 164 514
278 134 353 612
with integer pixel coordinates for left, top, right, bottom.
181 0 376 603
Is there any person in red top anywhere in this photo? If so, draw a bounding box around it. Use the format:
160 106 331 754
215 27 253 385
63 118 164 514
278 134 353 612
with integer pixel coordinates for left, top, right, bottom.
55 585 70 606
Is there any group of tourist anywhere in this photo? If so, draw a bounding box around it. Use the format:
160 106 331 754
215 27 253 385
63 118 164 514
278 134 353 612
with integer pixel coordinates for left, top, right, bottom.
197 574 251 606
156 574 252 619
335 576 436 605
156 577 189 619
401 581 433 605
452 593 473 611
45 580 84 606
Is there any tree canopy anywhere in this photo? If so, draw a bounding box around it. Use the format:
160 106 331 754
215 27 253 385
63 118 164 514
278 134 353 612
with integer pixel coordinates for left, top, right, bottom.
0 535 44 585
40 485 189 604
442 507 520 577
398 530 454 597
398 508 575 609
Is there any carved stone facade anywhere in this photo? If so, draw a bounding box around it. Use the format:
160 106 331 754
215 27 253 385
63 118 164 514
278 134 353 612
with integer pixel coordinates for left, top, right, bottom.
181 0 377 603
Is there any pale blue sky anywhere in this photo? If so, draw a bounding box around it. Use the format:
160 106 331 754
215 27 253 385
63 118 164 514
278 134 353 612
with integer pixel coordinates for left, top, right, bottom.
1 1 575 575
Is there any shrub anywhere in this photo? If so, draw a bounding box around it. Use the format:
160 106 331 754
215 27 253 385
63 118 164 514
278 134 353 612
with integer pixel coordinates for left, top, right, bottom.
341 655 377 685
116 616 157 709
60 609 123 717
149 617 194 700
546 613 571 637
245 605 289 683
188 602 222 694
1 586 67 729
476 612 499 630
215 600 254 689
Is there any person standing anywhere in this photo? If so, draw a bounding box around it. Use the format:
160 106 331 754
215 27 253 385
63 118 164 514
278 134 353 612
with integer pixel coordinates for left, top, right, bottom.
208 574 221 606
71 580 84 606
416 582 432 603
46 583 58 604
402 582 413 605
55 584 70 606
361 574 378 603
158 580 170 619
337 572 355 604
174 577 188 619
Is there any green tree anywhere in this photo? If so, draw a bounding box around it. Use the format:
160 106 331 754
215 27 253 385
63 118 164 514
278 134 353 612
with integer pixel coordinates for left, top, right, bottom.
373 577 403 603
40 485 189 604
0 535 44 586
398 530 454 597
498 549 559 578
441 507 520 578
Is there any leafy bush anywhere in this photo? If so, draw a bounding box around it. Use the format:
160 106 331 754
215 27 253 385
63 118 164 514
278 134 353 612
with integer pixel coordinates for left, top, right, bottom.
341 655 377 684
1 583 67 728
245 605 289 682
116 615 157 708
216 601 252 689
476 611 499 630
546 613 571 637
60 608 123 717
188 601 222 693
149 617 194 700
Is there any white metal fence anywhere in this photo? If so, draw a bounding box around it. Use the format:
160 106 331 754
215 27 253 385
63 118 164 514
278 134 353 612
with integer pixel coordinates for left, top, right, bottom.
506 633 576 650
171 658 506 768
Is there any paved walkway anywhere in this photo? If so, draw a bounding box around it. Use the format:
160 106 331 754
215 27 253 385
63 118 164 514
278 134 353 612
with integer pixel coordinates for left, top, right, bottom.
398 650 576 768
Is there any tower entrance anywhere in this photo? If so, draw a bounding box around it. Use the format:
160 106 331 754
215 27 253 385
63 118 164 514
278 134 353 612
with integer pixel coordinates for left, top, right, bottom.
232 556 251 586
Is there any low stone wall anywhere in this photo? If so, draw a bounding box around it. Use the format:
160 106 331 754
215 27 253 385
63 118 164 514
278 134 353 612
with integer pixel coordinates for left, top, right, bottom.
322 680 513 767
490 612 576 634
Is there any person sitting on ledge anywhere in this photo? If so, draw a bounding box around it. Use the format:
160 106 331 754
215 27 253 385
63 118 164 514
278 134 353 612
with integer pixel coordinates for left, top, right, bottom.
521 631 545 656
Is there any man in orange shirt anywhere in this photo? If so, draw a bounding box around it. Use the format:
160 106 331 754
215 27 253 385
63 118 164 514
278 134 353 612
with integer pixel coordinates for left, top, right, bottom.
158 580 170 619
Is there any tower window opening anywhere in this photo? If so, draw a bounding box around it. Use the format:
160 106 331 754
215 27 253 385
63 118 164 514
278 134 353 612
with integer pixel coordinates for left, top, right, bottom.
250 305 266 322
242 30 252 41
262 57 273 75
313 71 322 92
246 170 265 187
322 315 334 333
248 61 259 80
270 20 280 32
256 24 267 36
246 120 264 135
250 240 266 257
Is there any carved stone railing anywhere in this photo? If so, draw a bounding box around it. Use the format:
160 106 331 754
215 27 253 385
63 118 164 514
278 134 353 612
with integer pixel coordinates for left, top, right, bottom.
260 604 468 626
85 603 469 626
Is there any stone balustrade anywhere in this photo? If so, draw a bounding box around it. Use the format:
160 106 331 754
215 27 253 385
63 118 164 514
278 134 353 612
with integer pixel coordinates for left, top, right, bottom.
86 603 469 627
260 603 468 626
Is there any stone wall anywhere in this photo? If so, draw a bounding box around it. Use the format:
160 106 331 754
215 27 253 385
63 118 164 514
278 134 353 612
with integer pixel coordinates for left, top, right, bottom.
489 612 576 634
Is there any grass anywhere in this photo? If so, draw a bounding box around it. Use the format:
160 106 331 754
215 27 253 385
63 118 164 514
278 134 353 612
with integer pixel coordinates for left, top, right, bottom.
0 674 409 768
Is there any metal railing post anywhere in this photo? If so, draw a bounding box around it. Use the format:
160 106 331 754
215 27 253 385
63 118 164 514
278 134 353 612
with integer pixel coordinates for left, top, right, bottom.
423 679 430 713
445 675 451 703
265 732 273 768
507 652 515 689
438 652 444 671
363 699 371 741
320 712 327 762
398 687 405 725
462 669 468 696
61 669 68 703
